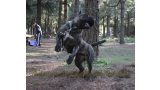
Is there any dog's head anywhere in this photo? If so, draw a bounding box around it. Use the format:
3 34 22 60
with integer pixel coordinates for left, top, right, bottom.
73 11 94 29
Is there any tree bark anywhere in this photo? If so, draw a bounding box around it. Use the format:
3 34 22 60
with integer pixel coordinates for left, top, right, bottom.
106 14 111 37
44 17 47 39
58 0 62 30
120 0 125 44
114 16 118 37
127 12 130 36
27 22 30 34
74 0 80 17
64 0 68 22
131 22 135 36
47 9 50 35
130 21 133 36
30 19 33 35
102 17 105 38
33 18 36 39
125 22 127 36
37 0 41 26
84 0 99 59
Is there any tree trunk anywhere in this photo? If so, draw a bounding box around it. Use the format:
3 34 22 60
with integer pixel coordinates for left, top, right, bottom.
113 6 118 37
120 0 125 44
130 21 133 36
30 19 33 35
47 9 50 35
33 18 36 39
125 22 127 36
44 17 47 39
74 0 80 17
102 17 105 38
106 14 111 37
64 0 68 22
58 0 62 30
27 22 29 34
114 16 118 37
127 12 130 36
84 0 99 59
131 22 135 36
37 0 41 26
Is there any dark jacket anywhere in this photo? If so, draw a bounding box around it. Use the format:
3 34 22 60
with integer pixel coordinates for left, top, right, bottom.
35 24 42 34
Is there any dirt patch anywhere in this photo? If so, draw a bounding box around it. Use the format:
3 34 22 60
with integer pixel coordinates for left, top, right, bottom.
26 39 135 90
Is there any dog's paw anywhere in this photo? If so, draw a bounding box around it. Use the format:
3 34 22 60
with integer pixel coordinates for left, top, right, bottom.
66 57 73 64
55 45 61 52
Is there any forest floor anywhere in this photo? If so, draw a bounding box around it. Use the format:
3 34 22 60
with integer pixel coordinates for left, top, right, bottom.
26 38 135 90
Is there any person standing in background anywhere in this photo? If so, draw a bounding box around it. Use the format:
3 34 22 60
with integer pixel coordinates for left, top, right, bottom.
32 22 42 46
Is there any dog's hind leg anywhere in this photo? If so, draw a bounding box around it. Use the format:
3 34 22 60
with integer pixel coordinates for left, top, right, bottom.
87 46 94 73
74 54 85 73
85 59 94 81
85 46 94 81
87 59 93 74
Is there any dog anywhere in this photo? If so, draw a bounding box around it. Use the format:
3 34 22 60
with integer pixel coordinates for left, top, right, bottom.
55 11 106 80
107 37 118 45
61 31 106 73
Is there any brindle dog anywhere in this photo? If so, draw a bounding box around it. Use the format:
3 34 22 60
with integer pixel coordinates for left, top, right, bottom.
55 11 106 81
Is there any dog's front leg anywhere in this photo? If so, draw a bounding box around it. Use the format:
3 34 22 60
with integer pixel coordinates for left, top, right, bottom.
66 45 79 64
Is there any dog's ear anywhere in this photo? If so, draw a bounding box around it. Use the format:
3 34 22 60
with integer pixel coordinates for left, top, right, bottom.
78 10 81 15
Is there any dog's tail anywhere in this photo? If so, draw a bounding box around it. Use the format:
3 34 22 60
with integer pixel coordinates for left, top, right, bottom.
91 40 106 47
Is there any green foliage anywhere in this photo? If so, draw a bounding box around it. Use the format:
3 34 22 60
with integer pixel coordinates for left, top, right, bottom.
92 59 108 71
67 0 75 21
124 37 135 43
100 36 135 43
94 57 134 71
26 46 28 50
93 59 108 66
105 70 131 78
93 71 103 76
125 0 135 19
33 82 39 86
99 0 135 37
